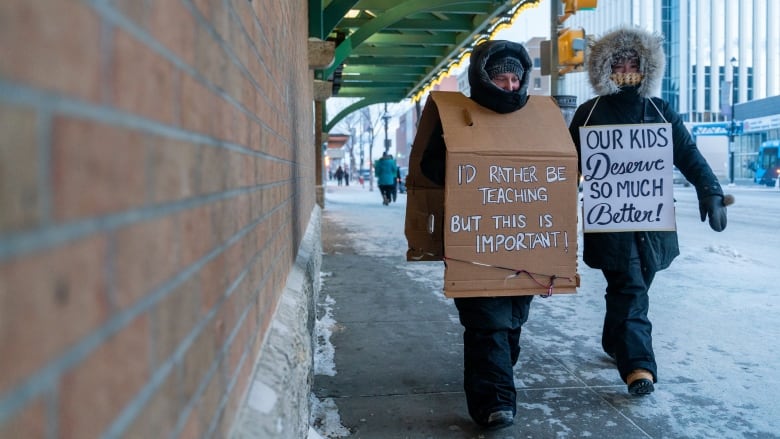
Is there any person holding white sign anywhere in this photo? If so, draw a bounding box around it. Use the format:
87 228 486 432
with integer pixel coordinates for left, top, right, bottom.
567 27 728 396
420 39 534 430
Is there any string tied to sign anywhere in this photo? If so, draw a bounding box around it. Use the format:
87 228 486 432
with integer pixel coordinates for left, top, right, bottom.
442 256 571 298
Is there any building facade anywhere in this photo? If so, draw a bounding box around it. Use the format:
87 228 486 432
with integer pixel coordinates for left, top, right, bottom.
400 0 779 183
556 0 780 182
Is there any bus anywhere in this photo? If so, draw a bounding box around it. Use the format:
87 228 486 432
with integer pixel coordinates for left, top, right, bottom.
754 140 780 186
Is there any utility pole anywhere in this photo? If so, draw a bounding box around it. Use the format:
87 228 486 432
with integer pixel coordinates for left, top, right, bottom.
550 0 560 97
547 0 594 122
728 57 738 186
364 109 374 192
383 102 391 155
349 127 356 175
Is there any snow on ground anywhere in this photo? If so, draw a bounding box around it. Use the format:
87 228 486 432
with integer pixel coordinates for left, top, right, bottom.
310 269 350 438
310 182 780 438
309 394 350 438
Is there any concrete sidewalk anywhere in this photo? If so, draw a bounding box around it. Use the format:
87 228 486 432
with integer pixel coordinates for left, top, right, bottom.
312 183 779 439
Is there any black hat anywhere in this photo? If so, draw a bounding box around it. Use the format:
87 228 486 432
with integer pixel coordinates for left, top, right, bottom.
485 54 525 80
468 40 532 113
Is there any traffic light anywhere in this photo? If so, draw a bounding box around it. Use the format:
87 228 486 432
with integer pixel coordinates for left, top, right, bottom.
559 0 598 23
557 27 586 66
555 0 595 73
541 0 596 76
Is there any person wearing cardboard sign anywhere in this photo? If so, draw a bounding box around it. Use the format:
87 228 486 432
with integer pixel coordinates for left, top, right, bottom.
568 26 729 396
420 40 534 430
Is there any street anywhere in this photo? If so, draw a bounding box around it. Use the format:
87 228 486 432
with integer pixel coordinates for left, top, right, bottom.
314 182 780 438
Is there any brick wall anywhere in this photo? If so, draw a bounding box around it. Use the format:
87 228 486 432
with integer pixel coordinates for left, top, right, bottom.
0 0 316 437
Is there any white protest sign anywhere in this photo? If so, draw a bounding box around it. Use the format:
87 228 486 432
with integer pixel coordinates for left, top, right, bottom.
446 161 575 255
579 123 676 232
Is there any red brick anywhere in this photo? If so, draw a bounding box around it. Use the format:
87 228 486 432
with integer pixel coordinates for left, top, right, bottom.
227 314 248 377
213 199 241 243
0 235 110 393
112 29 176 125
110 0 149 27
248 121 262 152
222 99 246 144
152 277 201 364
232 0 257 52
178 408 203 439
196 364 225 435
123 367 178 439
218 243 237 291
239 79 255 117
146 136 198 204
0 105 40 234
180 74 214 136
59 314 150 439
235 107 251 147
114 215 179 309
228 26 250 76
149 0 196 66
212 98 229 145
199 147 228 195
210 0 231 43
191 0 214 21
241 155 256 187
234 349 253 406
215 273 243 345
51 118 146 221
0 397 47 439
0 0 101 102
221 150 241 190
232 195 250 234
180 327 216 405
199 252 228 313
193 26 227 89
177 205 214 268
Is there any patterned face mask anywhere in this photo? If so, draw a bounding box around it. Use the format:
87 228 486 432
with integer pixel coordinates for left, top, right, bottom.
609 72 643 87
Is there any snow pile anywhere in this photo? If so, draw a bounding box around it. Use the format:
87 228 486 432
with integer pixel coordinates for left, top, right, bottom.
310 272 350 437
314 276 337 376
309 395 350 438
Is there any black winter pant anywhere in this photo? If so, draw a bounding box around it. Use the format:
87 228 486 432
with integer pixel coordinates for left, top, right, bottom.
601 239 658 383
378 184 394 202
454 295 533 425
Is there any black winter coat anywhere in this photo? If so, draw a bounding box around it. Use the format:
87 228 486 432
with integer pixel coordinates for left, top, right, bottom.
568 89 723 272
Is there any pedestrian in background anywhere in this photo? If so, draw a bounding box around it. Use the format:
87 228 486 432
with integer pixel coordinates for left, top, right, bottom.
568 26 728 395
420 39 533 430
374 152 398 205
334 165 344 186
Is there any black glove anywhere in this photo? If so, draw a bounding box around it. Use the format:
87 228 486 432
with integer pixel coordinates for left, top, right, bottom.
699 195 727 232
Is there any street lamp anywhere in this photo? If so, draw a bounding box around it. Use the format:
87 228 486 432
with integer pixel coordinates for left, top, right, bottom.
728 56 737 186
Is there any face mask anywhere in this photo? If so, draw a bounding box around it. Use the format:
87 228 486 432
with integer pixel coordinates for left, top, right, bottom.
610 72 643 87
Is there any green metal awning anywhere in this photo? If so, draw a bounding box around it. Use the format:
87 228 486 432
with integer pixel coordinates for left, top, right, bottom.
310 0 542 126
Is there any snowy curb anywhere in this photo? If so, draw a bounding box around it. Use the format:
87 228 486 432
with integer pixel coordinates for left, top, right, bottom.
230 207 322 438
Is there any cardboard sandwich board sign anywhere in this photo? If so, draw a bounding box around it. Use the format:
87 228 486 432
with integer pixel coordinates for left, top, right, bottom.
579 123 676 232
405 91 580 298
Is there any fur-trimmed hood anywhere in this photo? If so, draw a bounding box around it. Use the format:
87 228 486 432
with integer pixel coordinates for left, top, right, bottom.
587 27 665 98
468 39 532 113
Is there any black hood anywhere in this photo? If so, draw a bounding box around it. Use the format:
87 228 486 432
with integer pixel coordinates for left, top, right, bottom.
468 40 532 113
